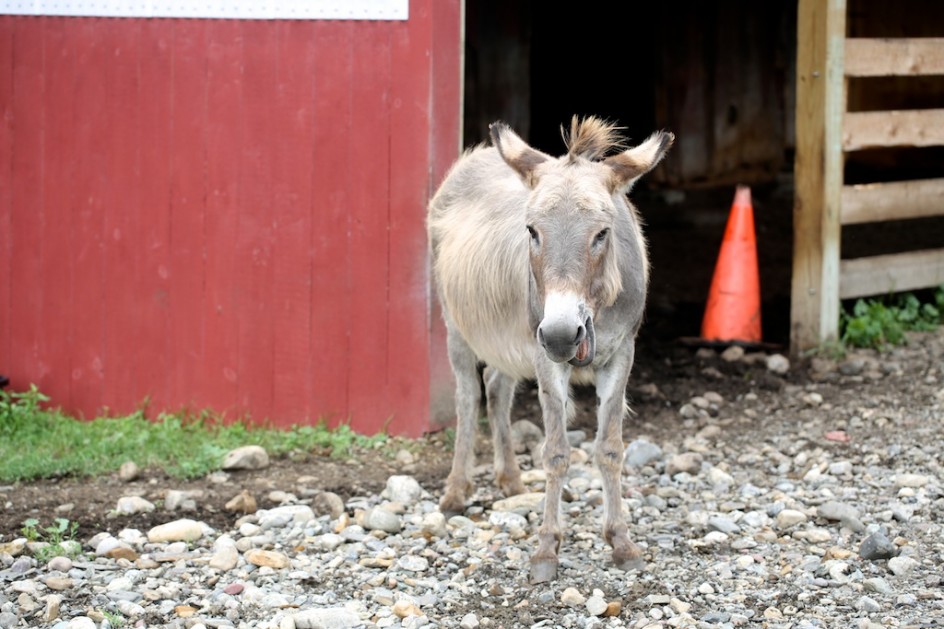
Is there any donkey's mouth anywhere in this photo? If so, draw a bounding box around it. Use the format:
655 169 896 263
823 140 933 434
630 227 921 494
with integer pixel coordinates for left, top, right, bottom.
568 316 595 368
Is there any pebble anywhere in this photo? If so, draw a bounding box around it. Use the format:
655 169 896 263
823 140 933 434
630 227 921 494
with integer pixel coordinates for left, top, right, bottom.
221 445 270 470
624 438 663 468
859 531 898 560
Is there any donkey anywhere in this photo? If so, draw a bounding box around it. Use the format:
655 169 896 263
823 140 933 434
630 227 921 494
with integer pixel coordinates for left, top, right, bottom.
427 116 673 583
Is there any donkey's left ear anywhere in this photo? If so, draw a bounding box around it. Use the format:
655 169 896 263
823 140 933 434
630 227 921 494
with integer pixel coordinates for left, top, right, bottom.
490 121 551 188
603 131 675 193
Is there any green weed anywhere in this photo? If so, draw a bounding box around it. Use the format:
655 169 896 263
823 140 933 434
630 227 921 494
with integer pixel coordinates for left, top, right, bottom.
839 286 943 350
20 517 82 562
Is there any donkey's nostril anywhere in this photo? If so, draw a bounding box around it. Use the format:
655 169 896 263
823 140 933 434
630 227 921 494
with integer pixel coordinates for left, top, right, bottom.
538 327 546 347
574 325 586 344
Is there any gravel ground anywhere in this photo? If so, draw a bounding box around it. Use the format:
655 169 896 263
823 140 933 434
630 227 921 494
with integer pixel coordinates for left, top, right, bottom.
1 328 943 629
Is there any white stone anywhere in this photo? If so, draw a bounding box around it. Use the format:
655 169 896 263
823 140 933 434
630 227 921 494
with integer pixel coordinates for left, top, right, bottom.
292 608 362 629
586 595 608 616
888 556 919 576
491 492 544 514
775 509 808 529
209 536 239 571
420 512 447 538
221 445 270 470
381 475 424 505
894 473 929 488
766 354 790 374
147 519 207 543
115 496 155 515
560 587 585 607
257 505 316 529
459 613 479 629
362 507 402 534
397 555 429 572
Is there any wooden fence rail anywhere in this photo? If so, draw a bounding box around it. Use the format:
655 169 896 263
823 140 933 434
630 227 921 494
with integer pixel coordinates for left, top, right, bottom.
791 0 944 352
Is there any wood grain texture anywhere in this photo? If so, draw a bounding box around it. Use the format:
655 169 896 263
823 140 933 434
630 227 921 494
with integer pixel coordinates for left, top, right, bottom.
841 178 944 225
840 248 944 299
845 38 944 77
843 109 944 150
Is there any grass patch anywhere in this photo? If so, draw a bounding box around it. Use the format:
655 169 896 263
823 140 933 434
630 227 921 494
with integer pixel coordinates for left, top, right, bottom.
839 285 944 350
0 386 388 483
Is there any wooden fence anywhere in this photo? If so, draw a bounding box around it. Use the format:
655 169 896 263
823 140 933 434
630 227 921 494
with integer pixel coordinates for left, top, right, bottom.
791 0 944 351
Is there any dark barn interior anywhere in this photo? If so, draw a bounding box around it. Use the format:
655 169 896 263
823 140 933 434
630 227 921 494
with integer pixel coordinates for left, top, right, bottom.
462 0 944 349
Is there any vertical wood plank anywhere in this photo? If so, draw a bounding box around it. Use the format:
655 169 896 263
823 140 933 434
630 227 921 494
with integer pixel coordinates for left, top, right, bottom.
0 18 13 365
9 18 48 394
347 22 392 434
202 20 243 416
270 20 316 426
235 20 277 420
100 19 142 413
41 20 81 406
68 18 110 417
168 19 208 412
135 19 174 413
790 0 846 353
427 0 463 430
309 21 353 426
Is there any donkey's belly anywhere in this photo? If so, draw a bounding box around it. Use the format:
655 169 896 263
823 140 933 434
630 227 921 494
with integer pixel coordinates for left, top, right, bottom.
461 318 537 382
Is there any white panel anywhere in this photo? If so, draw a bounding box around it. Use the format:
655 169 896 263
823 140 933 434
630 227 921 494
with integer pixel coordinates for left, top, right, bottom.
0 0 408 20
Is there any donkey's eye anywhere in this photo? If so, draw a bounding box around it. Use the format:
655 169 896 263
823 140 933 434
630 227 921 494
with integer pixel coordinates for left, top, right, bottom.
526 225 540 245
593 228 610 246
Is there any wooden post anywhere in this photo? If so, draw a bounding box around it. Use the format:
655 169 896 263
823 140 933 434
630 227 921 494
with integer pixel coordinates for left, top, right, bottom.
790 0 847 353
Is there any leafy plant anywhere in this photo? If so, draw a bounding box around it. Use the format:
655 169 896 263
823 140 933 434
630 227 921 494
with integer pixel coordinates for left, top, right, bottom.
21 517 81 562
0 385 51 437
840 286 943 349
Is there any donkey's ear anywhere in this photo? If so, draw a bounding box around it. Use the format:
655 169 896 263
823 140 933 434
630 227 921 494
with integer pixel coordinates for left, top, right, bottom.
490 121 551 188
603 131 675 194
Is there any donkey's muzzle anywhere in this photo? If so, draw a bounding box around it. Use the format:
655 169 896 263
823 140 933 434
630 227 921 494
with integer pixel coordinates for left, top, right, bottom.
538 314 595 367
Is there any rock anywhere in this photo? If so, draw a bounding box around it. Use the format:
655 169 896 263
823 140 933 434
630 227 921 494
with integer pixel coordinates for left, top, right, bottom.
118 461 140 482
817 501 865 532
420 512 447 538
164 489 198 512
245 549 291 569
43 594 61 623
397 555 429 572
46 556 72 572
392 599 423 618
624 439 663 468
667 452 703 476
395 448 416 466
459 612 479 629
221 445 270 470
209 535 239 571
224 583 245 595
720 345 745 362
859 532 899 560
856 596 882 613
605 601 622 617
116 496 155 515
766 353 790 374
313 492 346 519
707 516 739 534
561 587 585 607
491 492 544 514
257 505 315 529
362 507 402 534
887 555 918 576
44 576 73 590
510 419 543 454
894 473 929 488
586 595 608 616
147 519 206 543
225 489 258 514
863 577 894 595
292 608 362 629
775 509 808 529
381 475 423 505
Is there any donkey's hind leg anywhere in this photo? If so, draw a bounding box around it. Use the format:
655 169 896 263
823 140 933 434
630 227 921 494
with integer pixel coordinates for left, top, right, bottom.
440 327 481 517
484 367 526 497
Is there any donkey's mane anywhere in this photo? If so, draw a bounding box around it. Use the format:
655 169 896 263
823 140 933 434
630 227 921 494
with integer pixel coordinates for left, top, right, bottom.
561 115 626 162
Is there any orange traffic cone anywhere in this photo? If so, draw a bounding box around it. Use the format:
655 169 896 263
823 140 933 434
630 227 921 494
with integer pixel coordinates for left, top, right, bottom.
700 185 762 344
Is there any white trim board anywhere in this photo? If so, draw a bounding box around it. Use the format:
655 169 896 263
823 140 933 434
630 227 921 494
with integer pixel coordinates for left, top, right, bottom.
0 0 408 20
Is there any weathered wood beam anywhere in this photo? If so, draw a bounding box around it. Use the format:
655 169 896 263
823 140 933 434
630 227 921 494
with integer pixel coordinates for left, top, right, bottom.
843 109 944 151
791 0 847 353
845 38 944 77
841 178 944 224
840 248 944 299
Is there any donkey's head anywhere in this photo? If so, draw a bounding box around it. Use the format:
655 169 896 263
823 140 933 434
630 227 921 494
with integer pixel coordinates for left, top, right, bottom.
490 116 673 366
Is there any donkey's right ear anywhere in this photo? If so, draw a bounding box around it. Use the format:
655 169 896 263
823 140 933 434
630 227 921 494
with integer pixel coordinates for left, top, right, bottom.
490 121 550 188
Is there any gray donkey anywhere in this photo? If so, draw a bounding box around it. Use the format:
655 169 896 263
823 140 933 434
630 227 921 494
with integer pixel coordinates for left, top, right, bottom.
427 116 673 583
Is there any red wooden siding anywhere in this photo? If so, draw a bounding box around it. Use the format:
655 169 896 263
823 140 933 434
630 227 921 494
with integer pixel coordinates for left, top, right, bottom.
0 3 460 437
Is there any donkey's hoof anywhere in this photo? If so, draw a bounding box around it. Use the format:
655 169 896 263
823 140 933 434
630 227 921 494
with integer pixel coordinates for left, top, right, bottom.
438 496 466 519
529 557 559 584
613 545 645 572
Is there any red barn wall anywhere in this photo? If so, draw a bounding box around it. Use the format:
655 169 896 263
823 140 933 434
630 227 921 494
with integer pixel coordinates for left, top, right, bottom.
0 2 461 437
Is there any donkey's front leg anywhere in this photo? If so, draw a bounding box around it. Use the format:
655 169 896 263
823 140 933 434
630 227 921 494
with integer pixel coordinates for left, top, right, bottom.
530 361 572 584
440 328 481 516
484 367 526 497
594 343 643 570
